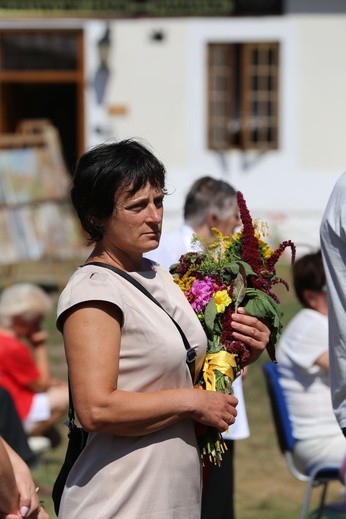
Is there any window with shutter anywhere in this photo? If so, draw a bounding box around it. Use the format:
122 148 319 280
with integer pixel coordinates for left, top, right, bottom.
207 41 279 151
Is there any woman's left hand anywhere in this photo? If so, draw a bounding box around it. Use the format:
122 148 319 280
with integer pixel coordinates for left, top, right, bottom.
4 458 40 519
231 307 270 365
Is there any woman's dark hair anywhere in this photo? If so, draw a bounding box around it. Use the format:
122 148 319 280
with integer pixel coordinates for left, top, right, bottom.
71 138 166 243
293 250 326 307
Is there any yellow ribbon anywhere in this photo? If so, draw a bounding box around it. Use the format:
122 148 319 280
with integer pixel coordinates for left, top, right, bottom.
203 350 238 391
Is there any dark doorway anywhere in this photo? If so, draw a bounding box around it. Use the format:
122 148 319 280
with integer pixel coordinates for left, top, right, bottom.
2 82 77 174
0 29 84 175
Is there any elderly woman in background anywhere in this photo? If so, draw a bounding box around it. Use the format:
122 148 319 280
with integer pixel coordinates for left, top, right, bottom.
55 138 270 518
0 283 68 444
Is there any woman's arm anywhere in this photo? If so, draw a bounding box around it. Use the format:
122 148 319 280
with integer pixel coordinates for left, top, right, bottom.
0 438 18 515
63 301 239 436
0 438 49 519
314 351 329 372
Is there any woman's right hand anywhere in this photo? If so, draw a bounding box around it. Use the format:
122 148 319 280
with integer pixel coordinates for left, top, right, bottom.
190 388 238 432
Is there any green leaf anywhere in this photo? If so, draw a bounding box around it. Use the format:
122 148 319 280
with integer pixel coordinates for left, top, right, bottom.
213 317 222 336
244 288 283 362
208 340 221 353
233 263 247 311
204 299 217 338
238 260 257 277
223 261 239 275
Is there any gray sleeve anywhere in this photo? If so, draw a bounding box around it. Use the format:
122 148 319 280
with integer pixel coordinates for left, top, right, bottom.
320 171 346 428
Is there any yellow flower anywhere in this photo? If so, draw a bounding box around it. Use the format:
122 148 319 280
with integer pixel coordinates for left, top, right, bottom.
213 289 232 313
209 227 232 250
226 230 242 250
257 236 273 260
175 271 196 292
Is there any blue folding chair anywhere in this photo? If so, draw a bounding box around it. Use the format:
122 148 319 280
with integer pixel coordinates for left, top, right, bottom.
262 361 341 519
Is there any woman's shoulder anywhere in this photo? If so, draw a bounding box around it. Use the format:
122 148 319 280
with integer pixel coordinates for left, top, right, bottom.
286 307 326 327
60 265 119 297
298 308 328 325
56 265 126 330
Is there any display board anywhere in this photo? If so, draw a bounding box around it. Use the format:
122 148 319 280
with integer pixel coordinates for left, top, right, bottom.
0 120 86 265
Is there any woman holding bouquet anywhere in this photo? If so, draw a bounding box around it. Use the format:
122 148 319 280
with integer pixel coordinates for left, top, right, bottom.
55 138 270 518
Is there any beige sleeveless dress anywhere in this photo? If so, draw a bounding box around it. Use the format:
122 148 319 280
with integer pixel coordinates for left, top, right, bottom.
56 262 207 518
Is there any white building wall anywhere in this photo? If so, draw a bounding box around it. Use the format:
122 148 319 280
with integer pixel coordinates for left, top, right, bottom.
105 15 346 252
106 19 188 166
298 16 346 171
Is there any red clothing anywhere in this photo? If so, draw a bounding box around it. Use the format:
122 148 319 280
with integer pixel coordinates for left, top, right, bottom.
0 333 40 420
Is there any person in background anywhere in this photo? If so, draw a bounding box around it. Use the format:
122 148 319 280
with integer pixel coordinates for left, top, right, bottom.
0 387 36 466
0 436 49 519
320 172 346 438
276 250 346 473
55 139 269 518
148 176 250 519
0 386 50 466
0 284 68 445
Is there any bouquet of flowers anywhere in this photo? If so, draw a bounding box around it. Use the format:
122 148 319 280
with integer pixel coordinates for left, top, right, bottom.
170 191 296 465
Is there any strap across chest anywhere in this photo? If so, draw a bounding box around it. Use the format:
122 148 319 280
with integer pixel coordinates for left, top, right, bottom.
81 261 196 381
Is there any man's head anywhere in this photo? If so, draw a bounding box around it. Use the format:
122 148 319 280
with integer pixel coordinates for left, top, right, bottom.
183 176 240 238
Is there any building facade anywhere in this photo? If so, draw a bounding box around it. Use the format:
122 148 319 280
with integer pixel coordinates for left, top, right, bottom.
0 1 345 252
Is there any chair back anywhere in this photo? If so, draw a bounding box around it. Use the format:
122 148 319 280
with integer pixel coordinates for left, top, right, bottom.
262 361 296 454
263 361 341 518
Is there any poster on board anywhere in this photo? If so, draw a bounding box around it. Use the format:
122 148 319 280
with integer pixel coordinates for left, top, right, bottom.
0 123 86 265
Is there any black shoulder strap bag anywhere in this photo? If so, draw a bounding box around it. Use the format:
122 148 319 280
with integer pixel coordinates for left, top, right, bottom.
52 381 88 515
52 261 196 515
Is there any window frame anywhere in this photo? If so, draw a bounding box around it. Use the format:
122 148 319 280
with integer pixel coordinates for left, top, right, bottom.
207 41 280 152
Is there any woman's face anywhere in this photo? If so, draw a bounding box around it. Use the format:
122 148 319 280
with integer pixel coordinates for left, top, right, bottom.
207 207 241 240
215 208 241 237
103 182 165 255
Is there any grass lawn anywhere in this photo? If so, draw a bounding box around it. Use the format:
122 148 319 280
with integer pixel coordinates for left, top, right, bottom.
26 261 345 518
